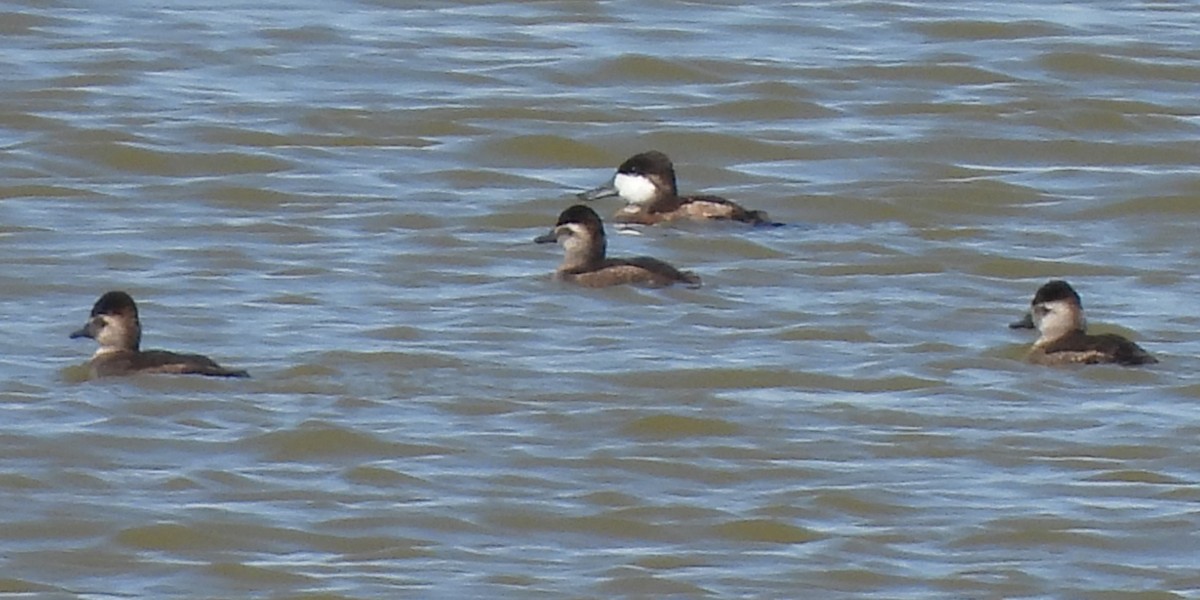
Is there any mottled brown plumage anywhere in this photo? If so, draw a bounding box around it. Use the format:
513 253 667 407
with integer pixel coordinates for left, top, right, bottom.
1029 330 1157 366
71 291 249 378
579 151 778 226
1018 280 1156 367
535 205 701 288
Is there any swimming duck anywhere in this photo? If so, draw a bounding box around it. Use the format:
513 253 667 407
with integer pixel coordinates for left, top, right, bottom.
71 291 250 378
578 150 779 226
535 205 702 288
1012 280 1157 366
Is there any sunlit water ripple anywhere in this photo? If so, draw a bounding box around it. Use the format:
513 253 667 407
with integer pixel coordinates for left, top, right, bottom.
2 1 1199 598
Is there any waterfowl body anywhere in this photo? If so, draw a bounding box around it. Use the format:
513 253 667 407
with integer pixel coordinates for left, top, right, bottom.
578 150 778 226
1015 280 1156 366
70 291 249 378
535 205 701 288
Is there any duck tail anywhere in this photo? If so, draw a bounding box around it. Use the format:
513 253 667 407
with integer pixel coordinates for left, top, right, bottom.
745 210 784 227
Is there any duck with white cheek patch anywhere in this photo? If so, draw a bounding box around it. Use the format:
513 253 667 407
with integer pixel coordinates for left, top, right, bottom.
535 205 702 288
578 150 780 227
1011 280 1157 366
71 291 250 378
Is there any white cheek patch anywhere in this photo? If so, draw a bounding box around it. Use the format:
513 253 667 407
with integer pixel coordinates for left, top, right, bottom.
93 316 123 348
613 173 658 205
558 223 588 251
1031 303 1048 328
1034 300 1080 336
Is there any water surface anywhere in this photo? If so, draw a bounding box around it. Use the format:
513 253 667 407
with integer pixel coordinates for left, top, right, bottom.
2 1 1199 598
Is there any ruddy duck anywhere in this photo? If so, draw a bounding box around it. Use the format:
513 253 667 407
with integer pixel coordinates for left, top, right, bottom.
70 291 250 378
1013 280 1157 366
535 204 702 288
578 150 779 226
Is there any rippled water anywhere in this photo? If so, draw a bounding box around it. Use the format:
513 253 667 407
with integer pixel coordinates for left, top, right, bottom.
3 1 1199 598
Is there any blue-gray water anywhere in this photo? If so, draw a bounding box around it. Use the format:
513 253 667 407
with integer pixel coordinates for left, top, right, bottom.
2 1 1199 598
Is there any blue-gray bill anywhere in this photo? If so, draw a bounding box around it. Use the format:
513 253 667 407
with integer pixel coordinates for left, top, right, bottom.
577 184 619 202
1009 312 1035 329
